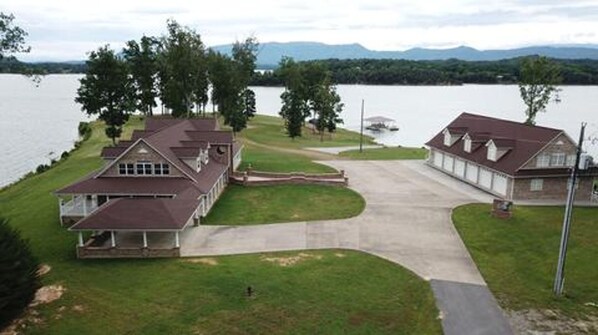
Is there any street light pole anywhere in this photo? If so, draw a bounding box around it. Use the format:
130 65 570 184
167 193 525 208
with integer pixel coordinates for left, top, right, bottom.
553 122 586 296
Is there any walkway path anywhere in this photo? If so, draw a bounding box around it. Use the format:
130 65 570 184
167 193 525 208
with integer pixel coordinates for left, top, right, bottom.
180 160 513 335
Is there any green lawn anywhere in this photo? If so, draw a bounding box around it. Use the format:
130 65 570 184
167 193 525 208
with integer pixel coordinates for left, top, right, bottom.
237 143 335 173
453 204 598 318
339 146 428 160
243 115 377 149
202 185 365 225
0 117 441 334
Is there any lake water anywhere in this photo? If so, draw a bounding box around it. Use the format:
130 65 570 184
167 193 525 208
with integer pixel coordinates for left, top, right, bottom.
2 74 597 187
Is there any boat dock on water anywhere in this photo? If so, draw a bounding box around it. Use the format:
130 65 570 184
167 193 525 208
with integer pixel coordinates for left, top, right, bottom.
364 116 399 132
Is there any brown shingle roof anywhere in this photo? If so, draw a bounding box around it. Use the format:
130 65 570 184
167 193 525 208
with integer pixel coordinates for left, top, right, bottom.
55 177 199 195
426 113 563 175
69 197 197 231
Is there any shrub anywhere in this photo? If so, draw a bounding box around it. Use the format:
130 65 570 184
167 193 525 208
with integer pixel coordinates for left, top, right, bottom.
78 122 91 141
0 217 41 329
35 164 50 174
60 151 70 160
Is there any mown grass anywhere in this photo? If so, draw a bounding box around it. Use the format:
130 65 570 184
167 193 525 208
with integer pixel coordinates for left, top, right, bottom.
0 117 441 334
243 115 377 149
453 204 598 318
237 143 335 173
339 146 428 160
202 185 365 225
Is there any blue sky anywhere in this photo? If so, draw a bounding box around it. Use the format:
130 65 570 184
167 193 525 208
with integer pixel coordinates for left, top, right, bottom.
5 0 598 61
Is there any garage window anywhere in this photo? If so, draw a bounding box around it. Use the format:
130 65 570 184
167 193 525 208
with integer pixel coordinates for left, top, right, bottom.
530 179 543 191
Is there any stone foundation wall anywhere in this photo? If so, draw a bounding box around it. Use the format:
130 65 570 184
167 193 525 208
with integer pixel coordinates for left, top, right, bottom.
512 176 594 201
77 246 180 259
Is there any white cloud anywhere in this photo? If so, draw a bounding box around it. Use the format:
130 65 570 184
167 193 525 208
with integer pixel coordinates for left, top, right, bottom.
3 0 598 61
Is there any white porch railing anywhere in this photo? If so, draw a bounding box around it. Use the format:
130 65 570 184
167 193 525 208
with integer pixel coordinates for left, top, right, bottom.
60 196 98 217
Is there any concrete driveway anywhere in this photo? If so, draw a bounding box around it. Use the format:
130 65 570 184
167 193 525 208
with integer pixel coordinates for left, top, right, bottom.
180 160 513 335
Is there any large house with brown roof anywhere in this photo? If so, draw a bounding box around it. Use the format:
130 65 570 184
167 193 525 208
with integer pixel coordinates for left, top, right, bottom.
55 117 242 258
426 113 598 201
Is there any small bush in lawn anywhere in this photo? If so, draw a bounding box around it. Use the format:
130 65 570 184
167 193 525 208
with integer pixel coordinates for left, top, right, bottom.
0 217 41 329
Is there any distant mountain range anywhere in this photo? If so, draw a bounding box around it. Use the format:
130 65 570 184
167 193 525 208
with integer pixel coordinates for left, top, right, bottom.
211 42 598 67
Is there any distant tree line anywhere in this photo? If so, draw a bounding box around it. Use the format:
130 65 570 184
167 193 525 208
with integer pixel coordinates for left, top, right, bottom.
251 57 598 86
75 20 258 144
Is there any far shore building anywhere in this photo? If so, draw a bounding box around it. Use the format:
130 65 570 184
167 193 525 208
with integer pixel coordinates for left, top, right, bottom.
55 117 242 258
426 112 598 201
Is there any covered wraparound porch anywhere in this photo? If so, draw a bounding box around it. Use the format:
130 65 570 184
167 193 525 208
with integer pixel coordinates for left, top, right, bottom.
75 230 182 258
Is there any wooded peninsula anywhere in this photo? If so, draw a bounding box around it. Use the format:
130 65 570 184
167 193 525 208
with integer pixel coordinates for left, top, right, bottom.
2 56 598 86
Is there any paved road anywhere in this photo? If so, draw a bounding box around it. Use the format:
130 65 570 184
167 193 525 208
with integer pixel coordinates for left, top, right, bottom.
180 160 513 335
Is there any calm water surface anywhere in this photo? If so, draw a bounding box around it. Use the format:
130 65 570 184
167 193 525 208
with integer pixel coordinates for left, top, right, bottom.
1 74 597 187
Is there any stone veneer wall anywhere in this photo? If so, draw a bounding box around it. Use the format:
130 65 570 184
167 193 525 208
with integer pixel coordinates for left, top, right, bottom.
512 176 594 201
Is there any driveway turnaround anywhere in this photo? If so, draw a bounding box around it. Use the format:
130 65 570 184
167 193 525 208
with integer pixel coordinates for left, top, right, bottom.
180 160 513 335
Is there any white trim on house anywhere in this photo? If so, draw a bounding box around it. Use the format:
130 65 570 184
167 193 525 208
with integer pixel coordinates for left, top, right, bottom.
514 131 565 171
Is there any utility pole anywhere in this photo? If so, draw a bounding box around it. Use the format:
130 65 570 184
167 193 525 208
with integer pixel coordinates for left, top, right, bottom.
553 122 586 296
359 99 364 153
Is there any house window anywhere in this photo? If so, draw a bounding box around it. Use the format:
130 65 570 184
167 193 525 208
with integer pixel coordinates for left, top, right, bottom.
443 130 451 146
118 163 134 175
551 153 566 166
154 163 170 175
487 143 497 161
136 161 153 175
464 138 472 153
196 157 202 172
530 179 543 191
536 154 550 167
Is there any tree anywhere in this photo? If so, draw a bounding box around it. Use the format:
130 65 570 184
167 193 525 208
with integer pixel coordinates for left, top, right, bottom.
312 78 344 141
75 45 135 145
0 217 40 329
519 56 562 125
280 88 308 139
157 19 206 117
208 37 259 134
123 36 159 116
0 12 30 59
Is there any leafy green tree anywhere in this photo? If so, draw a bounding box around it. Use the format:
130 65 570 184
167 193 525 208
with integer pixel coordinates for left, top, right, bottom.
280 88 308 139
123 36 159 116
0 217 40 329
75 45 135 145
0 12 30 59
519 56 562 125
209 37 259 133
157 19 206 117
312 78 344 141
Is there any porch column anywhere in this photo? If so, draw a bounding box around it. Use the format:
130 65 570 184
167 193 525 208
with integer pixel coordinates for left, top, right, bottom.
83 195 87 215
142 231 148 248
174 231 180 248
111 231 116 248
78 232 84 247
202 197 206 216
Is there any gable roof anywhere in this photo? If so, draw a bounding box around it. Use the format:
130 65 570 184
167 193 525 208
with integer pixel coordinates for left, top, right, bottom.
426 112 564 175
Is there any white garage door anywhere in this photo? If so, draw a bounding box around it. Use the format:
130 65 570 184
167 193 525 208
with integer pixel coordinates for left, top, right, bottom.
443 155 454 172
433 151 443 167
492 174 508 196
454 159 466 178
466 163 478 183
479 168 492 189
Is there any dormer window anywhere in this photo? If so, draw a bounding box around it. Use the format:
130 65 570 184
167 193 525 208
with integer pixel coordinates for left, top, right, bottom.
443 129 451 146
463 134 472 153
196 157 202 172
487 142 497 161
201 149 209 165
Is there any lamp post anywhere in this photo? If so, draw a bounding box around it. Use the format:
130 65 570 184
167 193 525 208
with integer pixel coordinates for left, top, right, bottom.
553 122 586 296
